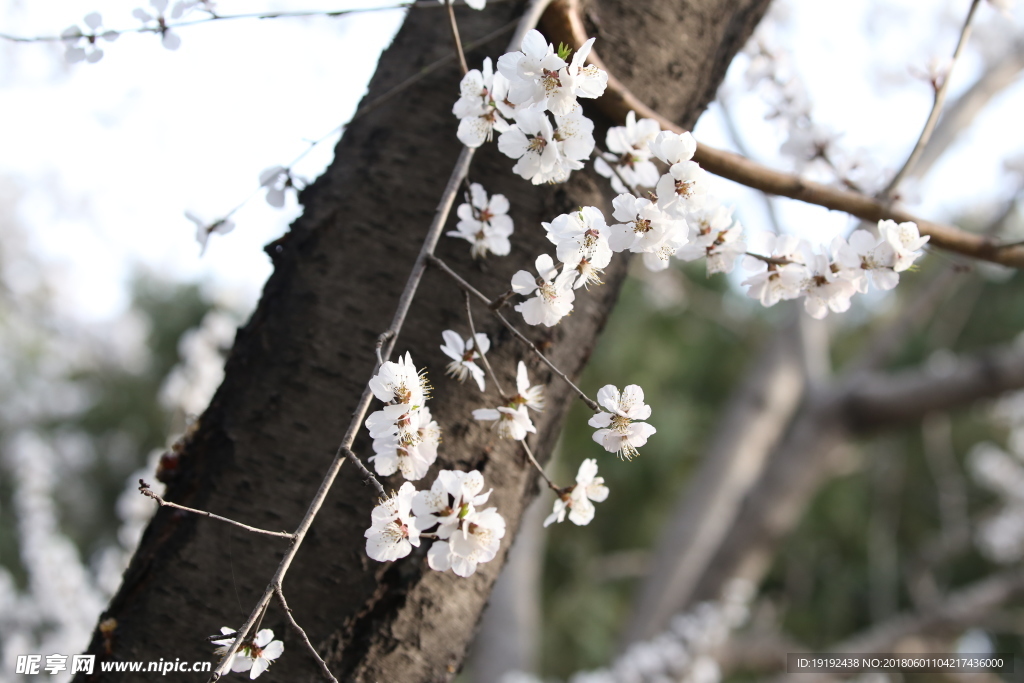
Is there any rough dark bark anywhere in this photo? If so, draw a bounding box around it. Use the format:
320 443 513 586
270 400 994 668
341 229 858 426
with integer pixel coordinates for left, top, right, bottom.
76 1 771 681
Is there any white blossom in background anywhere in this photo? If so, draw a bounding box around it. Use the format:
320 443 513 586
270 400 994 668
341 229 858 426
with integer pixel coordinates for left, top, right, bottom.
589 384 656 461
510 361 545 412
544 207 613 289
560 579 755 683
452 58 514 148
595 111 661 192
60 13 118 64
473 405 537 441
440 330 490 391
258 166 294 209
212 627 284 679
969 439 1024 563
133 0 182 50
365 482 421 561
511 254 576 326
544 458 609 526
186 211 236 256
448 183 514 258
160 310 238 416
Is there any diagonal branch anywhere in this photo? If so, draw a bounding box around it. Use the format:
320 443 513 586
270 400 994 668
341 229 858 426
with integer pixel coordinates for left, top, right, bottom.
540 0 1024 269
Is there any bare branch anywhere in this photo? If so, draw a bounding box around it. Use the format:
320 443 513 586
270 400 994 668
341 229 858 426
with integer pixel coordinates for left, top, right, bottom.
138 480 294 539
882 0 983 194
465 291 509 401
445 1 470 75
274 587 339 683
540 0 1024 269
846 342 1024 430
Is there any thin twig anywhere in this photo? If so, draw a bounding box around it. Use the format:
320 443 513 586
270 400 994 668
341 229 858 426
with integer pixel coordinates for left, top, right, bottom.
445 1 470 75
0 1 503 43
882 0 982 195
464 291 509 400
427 254 600 412
274 587 339 683
208 2 551 675
541 0 1024 269
522 441 560 491
342 447 386 497
220 18 517 220
138 480 294 539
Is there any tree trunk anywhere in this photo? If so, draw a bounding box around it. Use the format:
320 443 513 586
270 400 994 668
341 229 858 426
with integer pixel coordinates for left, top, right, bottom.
76 1 771 680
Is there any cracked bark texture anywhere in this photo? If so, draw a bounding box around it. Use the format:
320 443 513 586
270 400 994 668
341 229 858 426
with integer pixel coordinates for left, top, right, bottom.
75 0 771 680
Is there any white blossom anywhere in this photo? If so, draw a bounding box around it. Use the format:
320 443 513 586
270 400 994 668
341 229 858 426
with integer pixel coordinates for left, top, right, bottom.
365 403 411 440
510 361 545 412
453 58 514 147
608 193 688 271
212 627 284 679
412 469 492 540
544 206 613 288
676 204 747 275
588 384 656 461
596 111 662 191
186 211 235 256
428 506 506 577
800 243 858 319
497 29 568 109
472 405 536 441
544 458 609 526
369 352 430 409
448 183 514 258
511 254 576 326
878 219 929 272
498 104 594 184
656 160 710 216
649 130 697 166
369 408 439 481
440 330 489 391
364 482 421 561
741 234 810 307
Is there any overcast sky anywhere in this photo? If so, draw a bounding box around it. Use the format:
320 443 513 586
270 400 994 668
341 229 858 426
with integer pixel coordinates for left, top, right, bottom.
1 0 1021 321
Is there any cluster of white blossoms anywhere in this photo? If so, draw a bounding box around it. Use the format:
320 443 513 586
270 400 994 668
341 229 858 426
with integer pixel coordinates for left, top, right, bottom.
589 385 656 461
969 389 1024 563
453 31 607 184
365 353 440 481
544 459 608 527
211 627 284 680
448 183 515 258
739 219 929 318
364 470 506 577
473 361 545 440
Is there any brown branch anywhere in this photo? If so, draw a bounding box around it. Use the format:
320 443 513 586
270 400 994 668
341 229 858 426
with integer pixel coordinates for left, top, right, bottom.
540 0 1024 269
464 291 509 401
845 342 1024 431
138 480 294 539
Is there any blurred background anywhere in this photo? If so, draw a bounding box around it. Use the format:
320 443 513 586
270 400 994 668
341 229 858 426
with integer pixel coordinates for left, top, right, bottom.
1 0 1023 681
